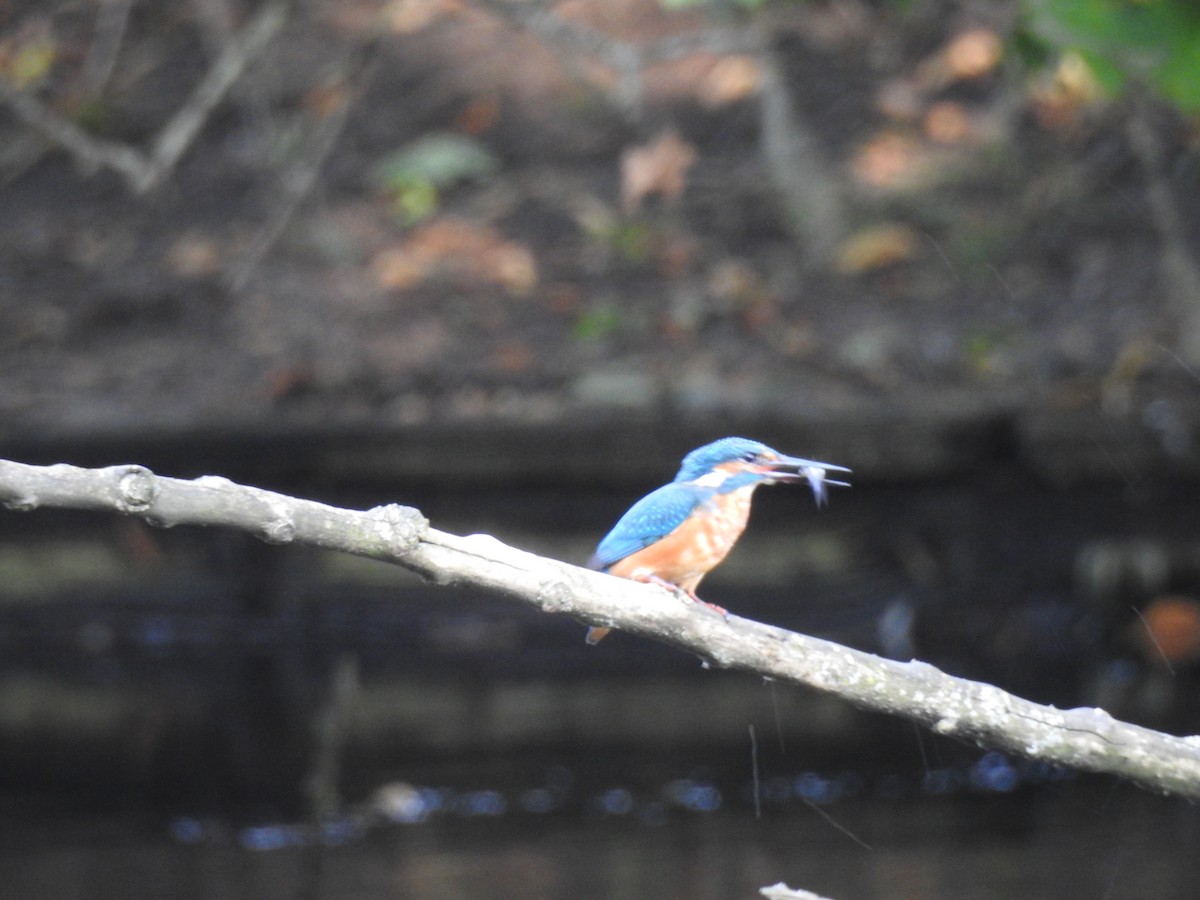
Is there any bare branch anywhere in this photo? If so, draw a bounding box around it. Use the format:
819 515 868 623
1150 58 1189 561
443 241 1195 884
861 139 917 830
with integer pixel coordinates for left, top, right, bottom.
1 458 1199 801
143 0 289 191
0 0 288 193
0 83 149 182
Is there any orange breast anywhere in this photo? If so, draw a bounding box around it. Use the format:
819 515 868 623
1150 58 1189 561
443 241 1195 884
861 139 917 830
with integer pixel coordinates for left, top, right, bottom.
608 486 756 592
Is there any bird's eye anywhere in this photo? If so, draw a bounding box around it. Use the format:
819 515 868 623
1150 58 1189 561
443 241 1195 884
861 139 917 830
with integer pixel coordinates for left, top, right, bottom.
740 451 758 462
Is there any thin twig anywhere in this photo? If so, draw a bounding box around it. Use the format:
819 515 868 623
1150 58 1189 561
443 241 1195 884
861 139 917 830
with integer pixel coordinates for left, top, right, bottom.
80 0 135 97
228 37 381 292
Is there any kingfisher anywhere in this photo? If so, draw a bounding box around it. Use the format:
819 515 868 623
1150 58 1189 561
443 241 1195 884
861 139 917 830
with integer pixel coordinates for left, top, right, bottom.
585 436 850 643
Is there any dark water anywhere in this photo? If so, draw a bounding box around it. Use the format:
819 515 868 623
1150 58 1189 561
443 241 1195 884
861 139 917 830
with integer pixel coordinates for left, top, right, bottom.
3 777 1199 899
2 456 1199 899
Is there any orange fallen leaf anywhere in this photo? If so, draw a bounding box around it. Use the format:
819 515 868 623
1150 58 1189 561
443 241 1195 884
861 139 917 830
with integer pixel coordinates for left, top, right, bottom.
834 223 920 274
850 131 920 189
917 27 1003 90
699 55 760 107
371 218 538 295
944 28 1003 80
620 127 697 212
924 101 972 144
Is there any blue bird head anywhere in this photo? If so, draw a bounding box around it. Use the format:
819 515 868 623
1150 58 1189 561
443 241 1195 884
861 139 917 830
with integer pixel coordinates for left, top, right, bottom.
673 437 850 504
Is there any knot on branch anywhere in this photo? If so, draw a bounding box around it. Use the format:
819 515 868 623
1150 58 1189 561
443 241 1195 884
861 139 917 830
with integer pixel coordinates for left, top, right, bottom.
260 497 297 545
116 465 159 512
368 503 428 554
261 516 297 544
536 579 573 612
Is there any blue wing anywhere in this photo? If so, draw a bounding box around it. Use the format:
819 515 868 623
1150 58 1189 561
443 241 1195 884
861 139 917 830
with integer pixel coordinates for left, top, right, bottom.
589 482 708 570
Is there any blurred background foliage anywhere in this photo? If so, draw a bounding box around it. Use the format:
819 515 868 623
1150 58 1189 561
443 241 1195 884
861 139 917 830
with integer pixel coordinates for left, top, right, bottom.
0 0 1197 421
1021 0 1200 113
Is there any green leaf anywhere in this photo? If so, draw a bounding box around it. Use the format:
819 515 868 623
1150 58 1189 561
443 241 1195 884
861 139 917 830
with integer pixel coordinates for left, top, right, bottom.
610 222 655 263
1077 47 1126 97
573 306 622 340
393 180 440 226
1156 21 1200 111
1010 27 1057 71
1021 0 1200 111
373 133 498 192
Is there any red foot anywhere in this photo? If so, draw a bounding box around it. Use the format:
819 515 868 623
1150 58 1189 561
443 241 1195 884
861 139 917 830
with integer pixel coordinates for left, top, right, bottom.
635 575 728 620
